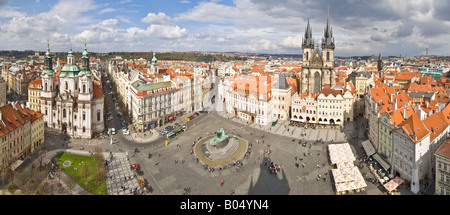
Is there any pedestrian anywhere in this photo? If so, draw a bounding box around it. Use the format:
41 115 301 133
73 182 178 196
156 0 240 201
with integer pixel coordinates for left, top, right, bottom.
175 160 177 164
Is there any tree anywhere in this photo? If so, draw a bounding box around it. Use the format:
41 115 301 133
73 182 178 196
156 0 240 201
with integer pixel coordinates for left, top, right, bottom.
93 147 104 168
63 174 77 195
80 162 90 180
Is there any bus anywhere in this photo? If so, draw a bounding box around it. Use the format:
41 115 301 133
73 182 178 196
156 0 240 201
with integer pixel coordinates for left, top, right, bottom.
167 126 187 139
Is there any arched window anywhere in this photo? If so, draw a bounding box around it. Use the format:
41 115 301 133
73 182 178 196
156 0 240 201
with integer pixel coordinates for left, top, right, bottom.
63 109 66 118
83 84 86 93
327 52 330 61
306 52 309 61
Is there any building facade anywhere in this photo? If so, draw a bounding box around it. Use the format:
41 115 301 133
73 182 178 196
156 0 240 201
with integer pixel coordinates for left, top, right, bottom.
435 138 450 195
41 44 104 139
129 80 178 131
28 79 42 112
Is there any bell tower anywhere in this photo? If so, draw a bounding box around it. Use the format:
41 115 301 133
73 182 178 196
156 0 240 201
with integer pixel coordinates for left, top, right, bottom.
321 11 335 68
302 18 314 67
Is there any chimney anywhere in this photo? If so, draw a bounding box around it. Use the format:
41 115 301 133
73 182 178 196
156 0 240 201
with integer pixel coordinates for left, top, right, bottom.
394 98 397 110
403 108 407 120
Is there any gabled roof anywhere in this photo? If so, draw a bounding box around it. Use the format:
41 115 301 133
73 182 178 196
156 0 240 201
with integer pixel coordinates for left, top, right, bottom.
390 105 415 126
0 104 25 132
319 85 342 97
397 113 429 143
423 112 448 141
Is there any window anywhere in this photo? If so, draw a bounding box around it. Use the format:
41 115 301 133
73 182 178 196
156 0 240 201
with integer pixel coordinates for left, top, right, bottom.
83 113 86 121
97 111 101 121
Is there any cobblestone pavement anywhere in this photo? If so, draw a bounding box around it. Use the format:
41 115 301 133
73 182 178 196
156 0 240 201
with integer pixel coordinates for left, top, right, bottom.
106 154 142 195
20 109 418 195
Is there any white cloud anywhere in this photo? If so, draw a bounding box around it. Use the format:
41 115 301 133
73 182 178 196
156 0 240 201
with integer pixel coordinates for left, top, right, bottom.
142 12 173 25
147 24 187 39
0 6 25 18
101 19 119 27
99 8 117 14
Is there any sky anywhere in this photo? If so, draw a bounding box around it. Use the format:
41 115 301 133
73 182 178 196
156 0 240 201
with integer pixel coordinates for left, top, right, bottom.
0 0 449 57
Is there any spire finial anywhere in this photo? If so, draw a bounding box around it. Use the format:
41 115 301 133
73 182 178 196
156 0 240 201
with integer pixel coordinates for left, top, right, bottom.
307 7 310 23
47 39 49 50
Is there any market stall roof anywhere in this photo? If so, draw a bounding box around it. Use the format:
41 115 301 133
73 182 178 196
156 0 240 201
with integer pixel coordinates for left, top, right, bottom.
361 140 376 156
328 143 356 164
373 153 390 170
383 177 403 192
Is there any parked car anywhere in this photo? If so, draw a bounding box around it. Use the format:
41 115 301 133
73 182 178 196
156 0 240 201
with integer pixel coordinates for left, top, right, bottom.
185 117 191 122
194 112 199 116
122 129 130 135
108 128 116 135
165 126 174 132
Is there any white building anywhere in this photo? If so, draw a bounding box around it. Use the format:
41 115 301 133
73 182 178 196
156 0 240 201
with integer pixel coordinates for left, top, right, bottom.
291 92 317 124
271 73 293 121
41 44 104 139
221 75 274 125
392 113 431 194
129 80 178 131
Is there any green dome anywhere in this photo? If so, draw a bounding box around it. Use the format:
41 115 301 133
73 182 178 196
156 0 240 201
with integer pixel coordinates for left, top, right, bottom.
59 64 81 77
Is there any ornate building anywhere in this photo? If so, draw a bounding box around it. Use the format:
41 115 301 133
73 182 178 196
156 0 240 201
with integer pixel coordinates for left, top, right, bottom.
41 43 104 139
300 15 336 94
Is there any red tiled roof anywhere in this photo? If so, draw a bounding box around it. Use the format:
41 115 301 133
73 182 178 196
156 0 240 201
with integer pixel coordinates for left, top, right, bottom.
436 138 450 158
398 113 429 143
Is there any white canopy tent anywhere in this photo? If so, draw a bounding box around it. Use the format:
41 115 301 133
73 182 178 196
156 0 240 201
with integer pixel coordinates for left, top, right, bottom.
328 143 356 164
329 143 367 194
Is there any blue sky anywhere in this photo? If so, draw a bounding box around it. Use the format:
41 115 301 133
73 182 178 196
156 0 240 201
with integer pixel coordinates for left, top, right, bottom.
0 0 449 56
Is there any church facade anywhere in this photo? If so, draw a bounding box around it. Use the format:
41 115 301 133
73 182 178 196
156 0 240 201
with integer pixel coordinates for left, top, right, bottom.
41 44 104 139
300 16 336 94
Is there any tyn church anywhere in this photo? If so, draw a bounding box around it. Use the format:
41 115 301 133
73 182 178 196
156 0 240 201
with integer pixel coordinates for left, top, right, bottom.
300 15 336 94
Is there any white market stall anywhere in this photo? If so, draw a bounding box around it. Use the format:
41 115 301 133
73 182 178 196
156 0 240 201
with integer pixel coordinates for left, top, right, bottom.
329 143 367 195
328 143 356 164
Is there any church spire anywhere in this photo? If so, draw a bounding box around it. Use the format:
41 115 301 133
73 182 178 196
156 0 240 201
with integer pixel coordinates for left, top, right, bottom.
303 15 314 48
43 40 55 75
322 7 334 48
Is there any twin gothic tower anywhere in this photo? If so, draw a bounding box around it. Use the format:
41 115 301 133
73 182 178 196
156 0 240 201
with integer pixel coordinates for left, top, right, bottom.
300 15 336 94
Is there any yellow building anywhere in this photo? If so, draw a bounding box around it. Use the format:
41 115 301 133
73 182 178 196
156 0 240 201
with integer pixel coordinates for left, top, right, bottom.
28 79 42 112
348 70 372 99
25 107 44 153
